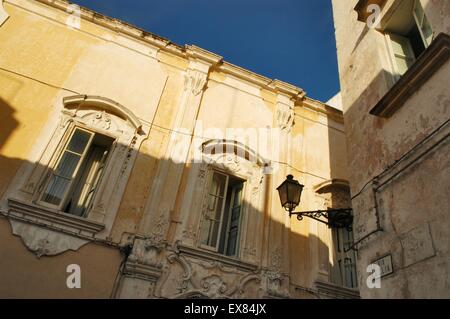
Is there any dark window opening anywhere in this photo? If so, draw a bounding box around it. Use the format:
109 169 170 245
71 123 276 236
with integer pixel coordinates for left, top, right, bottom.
407 23 426 59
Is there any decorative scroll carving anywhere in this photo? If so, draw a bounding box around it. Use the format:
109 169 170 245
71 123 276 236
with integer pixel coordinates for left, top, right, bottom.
271 246 282 270
63 95 143 132
228 274 261 298
10 220 88 258
189 259 241 275
120 135 139 175
276 103 294 131
197 168 207 179
128 238 164 270
167 253 192 294
90 111 111 130
147 210 170 247
184 69 208 96
265 246 290 298
201 275 228 298
153 244 263 299
181 225 198 241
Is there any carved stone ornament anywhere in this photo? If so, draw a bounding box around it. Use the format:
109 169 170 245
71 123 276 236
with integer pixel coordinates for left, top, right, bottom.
184 69 208 96
264 246 290 298
147 210 169 247
201 275 228 298
127 237 165 270
277 102 294 131
152 242 263 299
10 220 88 258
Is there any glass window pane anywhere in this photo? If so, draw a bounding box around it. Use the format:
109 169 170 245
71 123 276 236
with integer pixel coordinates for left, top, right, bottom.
391 37 409 56
55 151 81 178
414 1 424 23
42 176 70 205
67 129 92 154
201 196 223 248
395 56 413 75
421 18 433 46
65 146 108 217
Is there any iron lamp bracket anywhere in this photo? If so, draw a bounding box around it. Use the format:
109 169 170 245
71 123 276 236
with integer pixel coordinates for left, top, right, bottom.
288 208 353 231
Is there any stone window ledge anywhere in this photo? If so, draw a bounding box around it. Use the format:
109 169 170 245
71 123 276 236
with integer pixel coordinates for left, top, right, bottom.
6 198 105 237
370 33 450 118
178 244 259 273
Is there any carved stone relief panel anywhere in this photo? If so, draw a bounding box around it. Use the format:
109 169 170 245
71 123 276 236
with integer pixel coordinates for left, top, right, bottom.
10 221 89 257
155 247 261 299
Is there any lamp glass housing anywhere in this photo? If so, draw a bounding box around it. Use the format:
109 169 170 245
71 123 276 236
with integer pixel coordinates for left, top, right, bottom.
277 175 304 212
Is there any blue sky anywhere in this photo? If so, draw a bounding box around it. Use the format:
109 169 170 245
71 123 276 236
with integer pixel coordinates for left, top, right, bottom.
74 0 339 102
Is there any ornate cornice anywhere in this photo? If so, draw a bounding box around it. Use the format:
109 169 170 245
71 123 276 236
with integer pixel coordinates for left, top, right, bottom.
185 45 223 66
270 79 306 100
7 198 105 235
301 97 344 122
28 0 313 105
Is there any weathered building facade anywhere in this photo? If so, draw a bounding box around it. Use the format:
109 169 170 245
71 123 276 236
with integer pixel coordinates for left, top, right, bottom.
332 0 450 298
0 0 357 298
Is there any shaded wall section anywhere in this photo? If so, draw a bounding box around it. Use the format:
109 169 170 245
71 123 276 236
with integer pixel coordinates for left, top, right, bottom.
0 217 122 298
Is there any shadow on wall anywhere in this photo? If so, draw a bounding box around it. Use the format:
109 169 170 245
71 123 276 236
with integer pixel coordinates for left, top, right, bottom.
0 97 18 150
0 128 337 298
340 11 450 296
0 97 20 199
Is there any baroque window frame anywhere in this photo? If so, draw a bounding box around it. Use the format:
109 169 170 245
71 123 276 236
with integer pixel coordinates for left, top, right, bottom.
198 167 248 257
1 95 146 255
191 139 268 263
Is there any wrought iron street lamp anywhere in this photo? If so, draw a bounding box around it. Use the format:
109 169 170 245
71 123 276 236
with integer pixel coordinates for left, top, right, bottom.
277 175 353 231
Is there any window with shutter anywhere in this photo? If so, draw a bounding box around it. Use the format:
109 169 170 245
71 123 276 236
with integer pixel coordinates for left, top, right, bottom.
40 127 114 218
200 170 245 257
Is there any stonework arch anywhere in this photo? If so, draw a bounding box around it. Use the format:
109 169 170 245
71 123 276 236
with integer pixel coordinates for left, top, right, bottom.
63 95 143 133
313 179 352 210
201 139 270 169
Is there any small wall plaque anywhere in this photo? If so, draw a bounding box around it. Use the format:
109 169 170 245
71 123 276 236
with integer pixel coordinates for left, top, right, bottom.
372 254 394 278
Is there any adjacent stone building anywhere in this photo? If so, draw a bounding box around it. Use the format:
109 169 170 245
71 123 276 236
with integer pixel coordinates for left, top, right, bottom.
332 0 450 298
0 0 356 298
